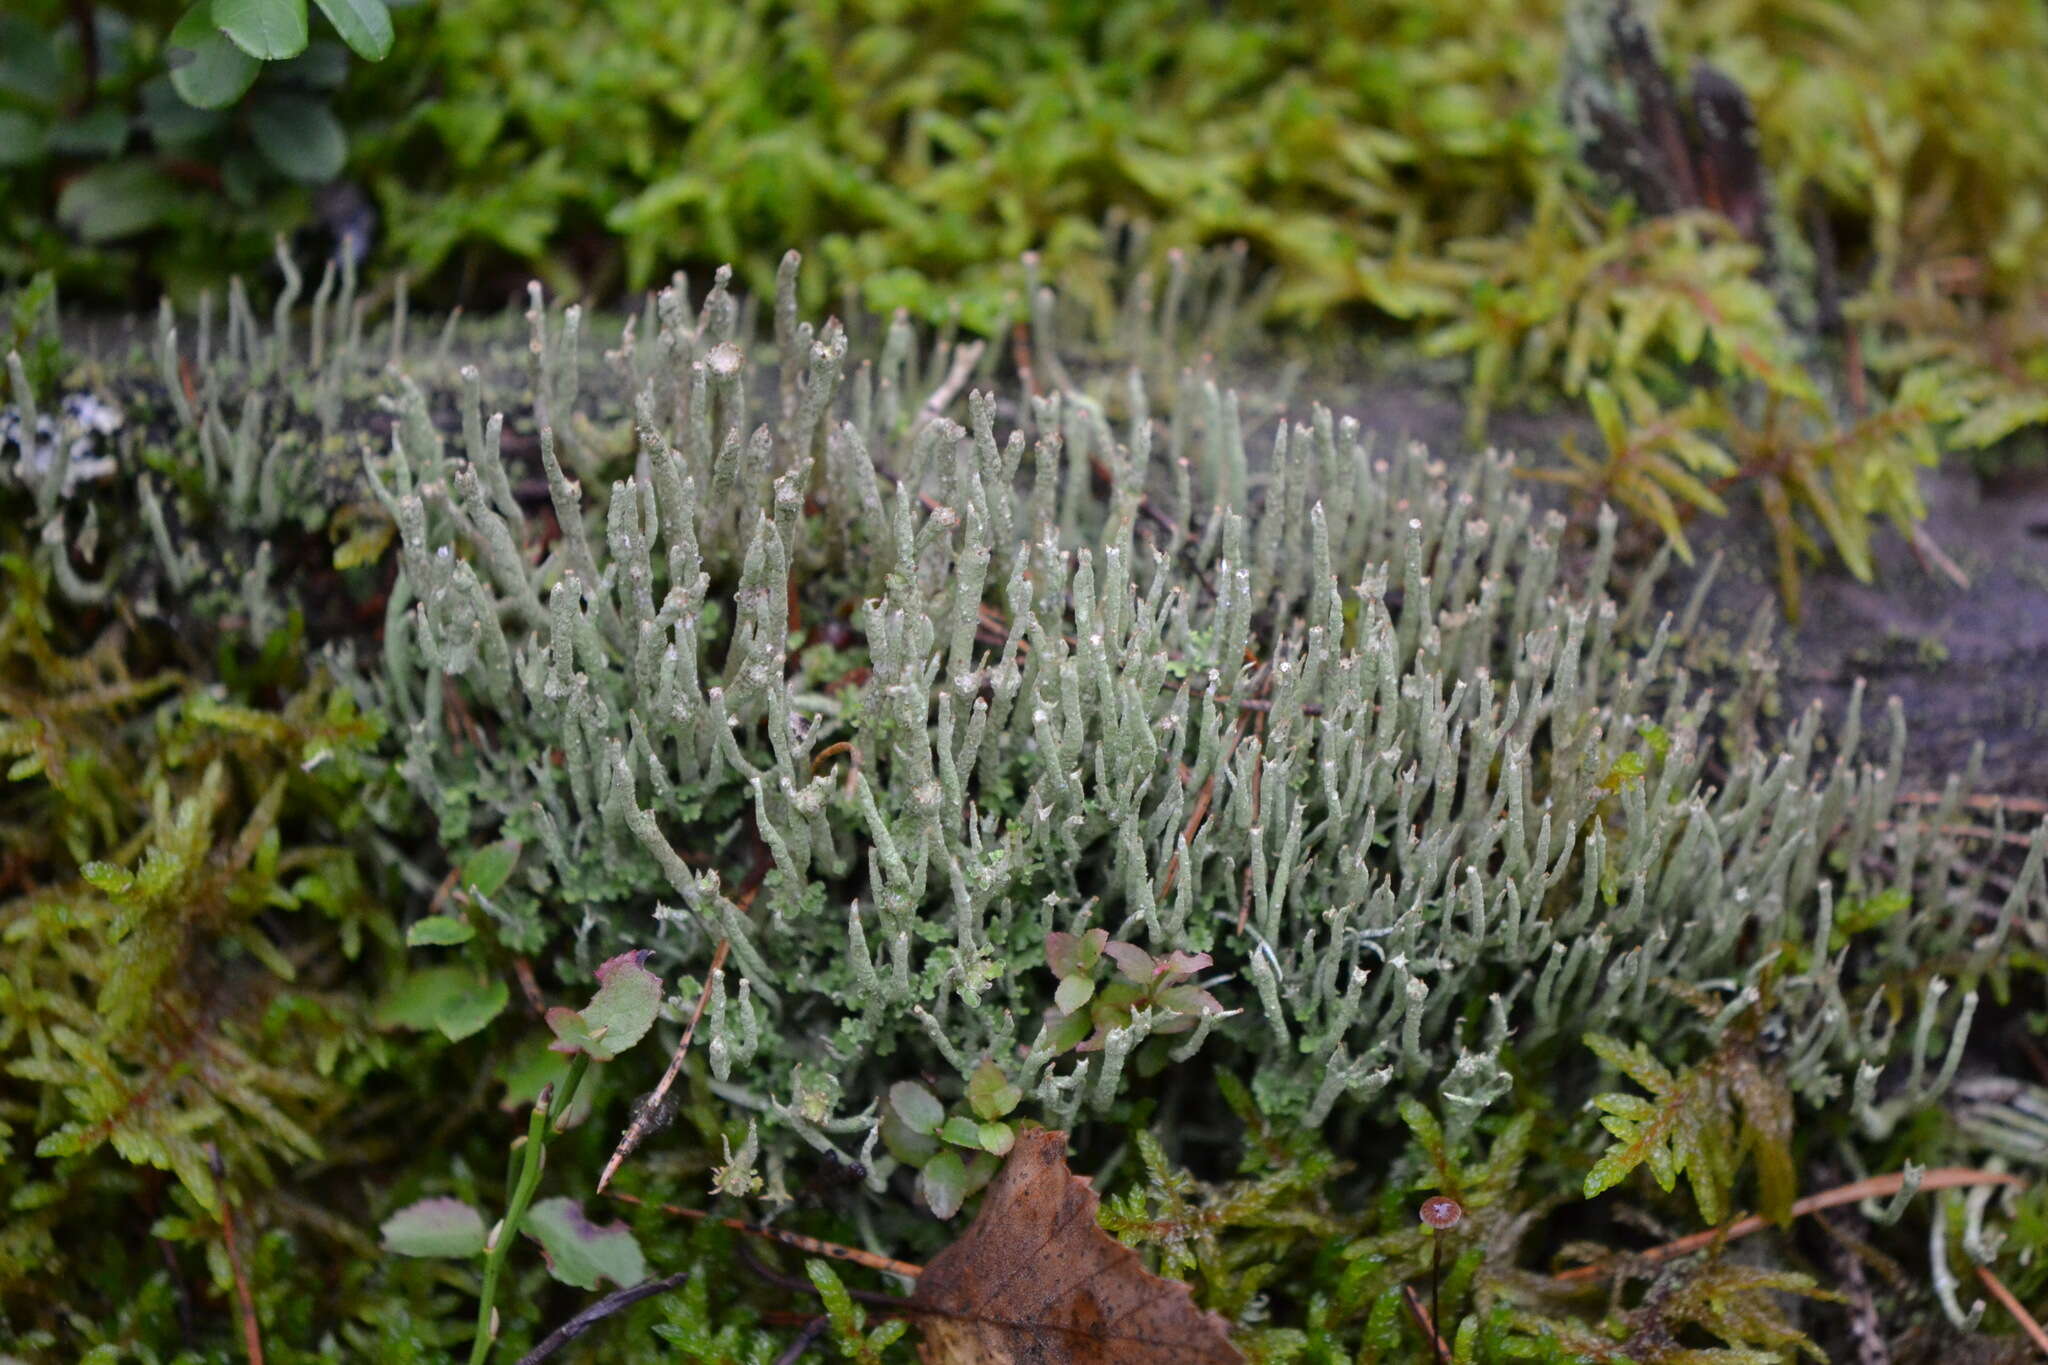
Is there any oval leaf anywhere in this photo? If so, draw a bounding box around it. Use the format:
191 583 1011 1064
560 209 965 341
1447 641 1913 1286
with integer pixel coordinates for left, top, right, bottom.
889 1081 945 1136
312 0 392 60
167 3 260 109
881 1108 940 1167
372 966 507 1041
459 838 522 898
966 1061 1021 1121
579 950 662 1054
248 92 345 182
941 1115 985 1149
406 915 475 947
381 1197 486 1258
524 1197 646 1290
1104 942 1156 984
918 1149 969 1219
56 162 184 243
1054 974 1095 1016
213 0 310 60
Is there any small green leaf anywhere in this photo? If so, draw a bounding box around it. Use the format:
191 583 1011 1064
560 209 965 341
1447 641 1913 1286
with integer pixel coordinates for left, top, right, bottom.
372 967 508 1041
1054 974 1095 1015
889 1081 945 1136
459 839 522 899
46 107 127 158
966 1061 1021 1120
81 862 134 895
496 1038 571 1110
141 76 227 142
166 4 260 110
312 0 392 60
248 92 345 182
213 0 310 60
545 1007 608 1058
1047 1008 1093 1055
381 1197 486 1258
524 1197 646 1290
1045 927 1107 978
1582 1149 1635 1200
918 1150 969 1219
433 978 509 1041
56 162 184 244
940 1115 984 1149
880 1108 939 1166
978 1121 1014 1156
573 949 663 1056
406 915 475 947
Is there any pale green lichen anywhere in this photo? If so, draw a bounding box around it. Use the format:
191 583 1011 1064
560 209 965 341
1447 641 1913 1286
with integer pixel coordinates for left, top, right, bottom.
138 247 2046 1204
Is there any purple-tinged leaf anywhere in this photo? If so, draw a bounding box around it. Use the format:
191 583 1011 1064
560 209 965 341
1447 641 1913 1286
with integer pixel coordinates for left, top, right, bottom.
524 1196 646 1290
1104 942 1156 984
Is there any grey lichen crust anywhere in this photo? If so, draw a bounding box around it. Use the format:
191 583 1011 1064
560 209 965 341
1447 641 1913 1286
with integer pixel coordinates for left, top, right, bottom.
135 249 2045 1199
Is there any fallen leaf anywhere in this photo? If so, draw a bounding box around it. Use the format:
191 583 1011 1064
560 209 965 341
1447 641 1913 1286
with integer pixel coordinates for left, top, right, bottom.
906 1128 1244 1364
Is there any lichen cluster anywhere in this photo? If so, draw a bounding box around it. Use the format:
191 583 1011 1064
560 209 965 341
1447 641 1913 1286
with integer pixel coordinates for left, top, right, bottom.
5 243 2045 1360
323 255 2039 1195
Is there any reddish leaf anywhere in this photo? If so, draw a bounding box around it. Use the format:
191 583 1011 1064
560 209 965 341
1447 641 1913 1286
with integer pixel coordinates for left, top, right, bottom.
906 1128 1243 1364
1103 942 1156 984
1046 928 1107 978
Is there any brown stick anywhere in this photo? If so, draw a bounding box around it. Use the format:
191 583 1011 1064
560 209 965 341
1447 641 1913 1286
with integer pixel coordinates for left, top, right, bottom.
513 957 548 1016
608 1191 924 1280
596 937 730 1193
1402 1283 1452 1363
773 1317 830 1365
1975 1264 2048 1358
209 1148 266 1365
515 1270 692 1365
1553 1167 2028 1283
1897 791 2048 816
1878 821 2041 849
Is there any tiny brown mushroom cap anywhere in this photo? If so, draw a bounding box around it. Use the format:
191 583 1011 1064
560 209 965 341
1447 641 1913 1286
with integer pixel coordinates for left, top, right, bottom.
1419 1195 1464 1230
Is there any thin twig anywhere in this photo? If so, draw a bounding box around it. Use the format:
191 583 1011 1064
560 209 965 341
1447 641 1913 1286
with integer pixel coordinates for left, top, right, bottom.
514 1270 692 1365
513 957 548 1016
1553 1167 2028 1283
737 1241 908 1309
773 1316 829 1365
209 1147 265 1365
598 937 730 1192
1897 791 2048 816
1904 520 1971 590
917 340 987 423
1975 1264 2048 1359
1878 821 2040 849
1402 1283 1452 1363
608 1192 924 1279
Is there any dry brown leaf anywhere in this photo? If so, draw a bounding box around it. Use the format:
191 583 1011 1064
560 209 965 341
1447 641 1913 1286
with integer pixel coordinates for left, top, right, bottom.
906 1128 1245 1365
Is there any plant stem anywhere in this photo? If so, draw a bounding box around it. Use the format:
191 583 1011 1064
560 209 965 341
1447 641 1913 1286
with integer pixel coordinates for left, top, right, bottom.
469 1053 592 1365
